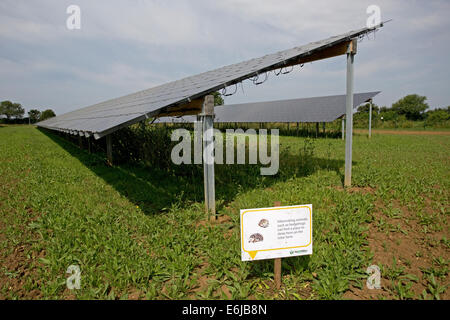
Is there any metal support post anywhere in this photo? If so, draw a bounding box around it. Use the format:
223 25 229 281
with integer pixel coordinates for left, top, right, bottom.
344 40 356 187
369 99 372 139
106 135 113 165
201 95 216 220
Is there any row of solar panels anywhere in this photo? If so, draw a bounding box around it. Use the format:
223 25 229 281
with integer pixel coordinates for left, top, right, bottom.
154 92 380 124
37 24 384 139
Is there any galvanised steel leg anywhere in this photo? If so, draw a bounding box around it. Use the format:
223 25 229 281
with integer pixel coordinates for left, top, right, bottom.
344 51 355 187
201 95 216 220
369 99 372 138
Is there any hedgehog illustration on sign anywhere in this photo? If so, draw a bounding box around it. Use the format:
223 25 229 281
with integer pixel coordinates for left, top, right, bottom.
249 233 264 243
258 219 269 228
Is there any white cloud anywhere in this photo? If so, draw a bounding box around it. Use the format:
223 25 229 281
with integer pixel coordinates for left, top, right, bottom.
0 0 449 112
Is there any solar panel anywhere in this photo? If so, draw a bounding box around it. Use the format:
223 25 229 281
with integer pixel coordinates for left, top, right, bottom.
37 24 383 139
154 92 380 124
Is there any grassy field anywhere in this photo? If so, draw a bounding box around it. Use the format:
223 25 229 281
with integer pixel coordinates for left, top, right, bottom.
0 125 448 300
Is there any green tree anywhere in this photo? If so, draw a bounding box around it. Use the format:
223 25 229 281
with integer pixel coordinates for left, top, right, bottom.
212 91 224 106
425 108 450 126
0 100 25 120
39 109 56 121
357 103 379 113
380 110 399 121
391 94 429 120
28 109 41 123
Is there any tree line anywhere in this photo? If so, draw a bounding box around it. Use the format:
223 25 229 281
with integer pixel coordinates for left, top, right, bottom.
0 100 56 124
354 94 450 128
2 94 448 128
0 94 224 125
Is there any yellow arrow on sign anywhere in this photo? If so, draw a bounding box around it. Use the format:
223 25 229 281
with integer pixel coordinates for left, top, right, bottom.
248 251 258 259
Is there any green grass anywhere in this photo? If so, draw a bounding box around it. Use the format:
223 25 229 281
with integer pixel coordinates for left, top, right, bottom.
0 125 448 299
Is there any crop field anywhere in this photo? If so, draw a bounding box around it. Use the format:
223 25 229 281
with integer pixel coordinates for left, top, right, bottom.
0 125 448 300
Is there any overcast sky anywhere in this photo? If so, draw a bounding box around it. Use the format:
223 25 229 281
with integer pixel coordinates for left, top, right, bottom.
1 0 449 115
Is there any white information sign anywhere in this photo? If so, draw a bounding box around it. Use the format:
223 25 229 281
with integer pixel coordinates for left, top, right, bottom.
240 204 312 261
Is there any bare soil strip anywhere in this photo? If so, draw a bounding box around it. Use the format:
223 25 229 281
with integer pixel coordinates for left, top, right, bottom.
355 129 450 136
345 196 449 300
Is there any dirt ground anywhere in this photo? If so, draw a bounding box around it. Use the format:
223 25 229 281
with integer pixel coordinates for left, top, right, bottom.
0 210 43 299
355 129 450 136
344 193 449 300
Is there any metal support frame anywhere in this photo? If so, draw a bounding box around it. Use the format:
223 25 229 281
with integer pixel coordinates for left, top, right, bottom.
200 95 216 220
341 117 345 141
194 115 202 165
315 122 319 138
369 99 373 138
106 134 113 165
344 40 356 187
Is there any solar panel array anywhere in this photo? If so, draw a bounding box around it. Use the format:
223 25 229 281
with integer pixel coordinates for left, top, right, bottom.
37 24 383 139
154 92 380 124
